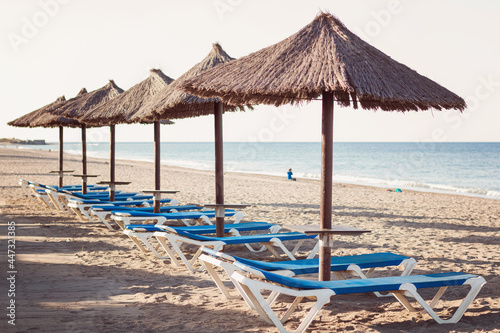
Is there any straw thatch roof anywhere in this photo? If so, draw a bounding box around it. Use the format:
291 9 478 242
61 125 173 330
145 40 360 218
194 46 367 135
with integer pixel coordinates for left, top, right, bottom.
182 12 466 112
131 43 247 122
52 80 124 119
79 69 174 126
8 96 81 128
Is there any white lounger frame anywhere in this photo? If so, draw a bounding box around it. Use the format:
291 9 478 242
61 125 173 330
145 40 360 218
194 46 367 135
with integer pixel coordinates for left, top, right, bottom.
198 252 417 301
45 188 70 211
123 220 280 260
231 267 486 333
112 210 242 230
28 184 55 209
152 229 319 272
88 200 181 230
19 179 36 203
67 199 179 226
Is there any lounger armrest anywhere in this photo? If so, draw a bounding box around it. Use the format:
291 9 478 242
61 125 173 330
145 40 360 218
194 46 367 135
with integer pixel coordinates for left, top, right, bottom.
201 247 236 262
129 227 148 232
154 224 175 232
113 211 167 221
154 231 224 247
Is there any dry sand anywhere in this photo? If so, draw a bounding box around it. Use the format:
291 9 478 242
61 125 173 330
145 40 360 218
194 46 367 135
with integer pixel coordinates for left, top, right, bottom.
0 147 499 332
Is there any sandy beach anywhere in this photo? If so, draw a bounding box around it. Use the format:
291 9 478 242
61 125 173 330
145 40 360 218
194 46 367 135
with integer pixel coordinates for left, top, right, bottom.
0 147 498 332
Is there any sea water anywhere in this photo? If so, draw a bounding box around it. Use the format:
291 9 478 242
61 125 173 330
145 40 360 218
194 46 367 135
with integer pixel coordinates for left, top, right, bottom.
14 142 500 200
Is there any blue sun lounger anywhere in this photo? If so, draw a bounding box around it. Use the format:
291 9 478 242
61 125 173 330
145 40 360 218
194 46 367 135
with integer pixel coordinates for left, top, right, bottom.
61 190 149 200
198 248 417 299
20 179 108 191
123 222 281 260
89 205 202 229
19 179 108 201
152 226 319 271
230 262 485 332
67 198 176 222
111 209 243 228
46 186 152 212
20 179 108 209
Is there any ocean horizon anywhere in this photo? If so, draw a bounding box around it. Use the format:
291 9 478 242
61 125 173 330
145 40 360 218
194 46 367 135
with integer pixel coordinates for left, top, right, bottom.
7 141 500 200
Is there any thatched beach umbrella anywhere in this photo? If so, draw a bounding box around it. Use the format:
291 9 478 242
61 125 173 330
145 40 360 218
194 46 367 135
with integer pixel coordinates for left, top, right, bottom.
8 96 70 128
51 80 124 199
78 69 175 210
8 95 83 188
80 70 174 125
182 12 466 280
132 43 246 235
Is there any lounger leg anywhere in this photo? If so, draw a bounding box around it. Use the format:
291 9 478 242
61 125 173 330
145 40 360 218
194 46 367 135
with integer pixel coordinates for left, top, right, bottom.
75 205 98 222
189 247 208 269
81 208 95 222
127 233 152 254
154 234 220 271
392 291 419 312
98 215 115 230
306 239 320 259
89 210 115 230
43 195 56 209
428 287 448 308
68 205 86 221
289 239 305 256
269 238 298 260
28 186 38 200
46 193 59 210
36 193 54 209
264 243 286 259
114 219 125 230
55 194 68 211
46 192 65 211
19 182 35 202
135 233 171 259
154 235 185 267
294 296 331 333
156 234 226 272
91 211 111 226
199 254 281 311
281 297 304 323
233 274 333 333
227 229 267 253
395 277 486 324
198 216 213 225
203 262 242 300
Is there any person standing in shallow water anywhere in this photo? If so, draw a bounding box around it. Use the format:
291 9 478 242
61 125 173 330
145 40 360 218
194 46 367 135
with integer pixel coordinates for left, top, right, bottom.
287 168 296 181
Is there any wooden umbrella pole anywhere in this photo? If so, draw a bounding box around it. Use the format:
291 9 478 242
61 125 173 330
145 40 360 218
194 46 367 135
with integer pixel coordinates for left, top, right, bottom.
110 125 116 201
214 101 225 237
319 91 334 281
154 121 161 213
81 124 87 194
58 126 64 188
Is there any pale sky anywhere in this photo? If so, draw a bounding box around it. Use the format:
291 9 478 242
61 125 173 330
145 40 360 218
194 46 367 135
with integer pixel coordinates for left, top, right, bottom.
1 0 499 143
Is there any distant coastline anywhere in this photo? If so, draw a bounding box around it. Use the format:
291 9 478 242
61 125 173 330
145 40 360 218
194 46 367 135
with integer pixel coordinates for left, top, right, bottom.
0 138 47 145
3 142 499 200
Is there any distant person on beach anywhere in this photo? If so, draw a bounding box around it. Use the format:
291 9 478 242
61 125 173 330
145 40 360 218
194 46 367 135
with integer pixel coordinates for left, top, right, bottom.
287 168 296 181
